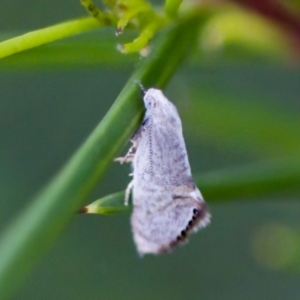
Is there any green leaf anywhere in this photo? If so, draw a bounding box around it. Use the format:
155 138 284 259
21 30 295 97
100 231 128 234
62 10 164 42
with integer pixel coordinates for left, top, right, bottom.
0 13 204 299
199 159 300 201
80 191 129 215
81 159 300 215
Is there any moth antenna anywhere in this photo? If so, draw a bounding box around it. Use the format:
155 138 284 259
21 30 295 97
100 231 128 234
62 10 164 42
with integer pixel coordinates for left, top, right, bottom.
134 80 146 95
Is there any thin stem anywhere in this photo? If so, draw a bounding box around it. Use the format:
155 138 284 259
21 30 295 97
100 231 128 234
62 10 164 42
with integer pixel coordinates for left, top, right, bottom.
0 17 102 59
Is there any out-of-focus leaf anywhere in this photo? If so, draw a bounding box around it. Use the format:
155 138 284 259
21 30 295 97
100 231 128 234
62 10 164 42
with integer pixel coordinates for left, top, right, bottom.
0 4 294 70
200 8 292 61
181 88 300 158
0 13 204 299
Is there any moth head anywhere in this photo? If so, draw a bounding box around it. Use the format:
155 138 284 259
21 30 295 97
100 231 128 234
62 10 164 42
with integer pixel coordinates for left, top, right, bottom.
143 88 181 127
143 88 176 112
143 88 162 110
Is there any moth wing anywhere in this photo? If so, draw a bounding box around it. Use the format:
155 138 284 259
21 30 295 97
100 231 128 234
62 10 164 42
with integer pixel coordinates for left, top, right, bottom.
131 189 210 255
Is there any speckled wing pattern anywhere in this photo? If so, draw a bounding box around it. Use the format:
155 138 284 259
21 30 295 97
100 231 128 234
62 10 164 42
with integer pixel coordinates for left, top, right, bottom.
116 88 210 255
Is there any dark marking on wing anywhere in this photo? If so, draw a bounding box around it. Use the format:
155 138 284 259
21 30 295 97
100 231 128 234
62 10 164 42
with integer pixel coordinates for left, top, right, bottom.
168 205 207 250
172 194 190 200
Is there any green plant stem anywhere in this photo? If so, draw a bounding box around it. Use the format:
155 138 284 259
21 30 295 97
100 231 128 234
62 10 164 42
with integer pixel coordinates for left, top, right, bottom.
0 13 204 299
0 17 102 59
82 159 300 214
198 159 300 201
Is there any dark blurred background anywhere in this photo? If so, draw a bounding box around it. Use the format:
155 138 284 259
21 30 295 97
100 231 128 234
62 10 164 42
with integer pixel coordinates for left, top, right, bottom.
0 0 300 299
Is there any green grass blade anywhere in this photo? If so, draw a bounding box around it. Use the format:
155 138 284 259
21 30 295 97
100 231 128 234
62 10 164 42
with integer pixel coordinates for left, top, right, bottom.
79 191 129 214
199 159 300 201
0 14 203 299
82 159 300 215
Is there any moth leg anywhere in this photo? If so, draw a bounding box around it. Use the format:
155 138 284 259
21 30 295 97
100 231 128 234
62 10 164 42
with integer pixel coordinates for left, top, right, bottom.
114 124 143 164
124 179 134 206
114 142 137 164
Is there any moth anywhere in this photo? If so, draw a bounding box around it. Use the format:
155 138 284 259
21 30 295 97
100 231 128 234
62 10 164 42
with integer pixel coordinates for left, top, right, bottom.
116 87 210 255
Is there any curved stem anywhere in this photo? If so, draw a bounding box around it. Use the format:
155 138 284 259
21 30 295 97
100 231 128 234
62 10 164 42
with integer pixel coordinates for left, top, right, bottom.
0 17 102 59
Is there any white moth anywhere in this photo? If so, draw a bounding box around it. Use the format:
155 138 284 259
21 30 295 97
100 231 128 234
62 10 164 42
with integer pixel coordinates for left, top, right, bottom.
116 87 210 255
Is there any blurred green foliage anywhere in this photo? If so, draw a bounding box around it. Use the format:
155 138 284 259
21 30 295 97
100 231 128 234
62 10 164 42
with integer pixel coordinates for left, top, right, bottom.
0 0 299 299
